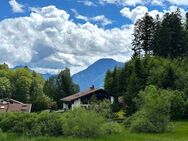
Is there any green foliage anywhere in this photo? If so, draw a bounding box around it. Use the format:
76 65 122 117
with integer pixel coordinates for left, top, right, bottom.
0 77 12 98
111 97 120 112
100 122 122 135
44 68 80 108
129 85 171 133
0 112 63 137
89 99 112 118
62 108 122 138
169 90 186 120
31 95 55 112
105 56 188 117
62 108 105 138
132 9 188 58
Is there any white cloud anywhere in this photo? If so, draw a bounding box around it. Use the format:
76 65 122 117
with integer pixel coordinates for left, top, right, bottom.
167 0 188 5
99 0 143 6
9 0 25 13
91 15 112 26
0 6 133 75
71 9 112 26
79 0 97 6
120 6 188 23
120 6 163 23
99 0 188 6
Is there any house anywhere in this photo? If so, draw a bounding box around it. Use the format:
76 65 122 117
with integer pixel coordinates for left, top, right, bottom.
0 98 32 112
61 86 113 110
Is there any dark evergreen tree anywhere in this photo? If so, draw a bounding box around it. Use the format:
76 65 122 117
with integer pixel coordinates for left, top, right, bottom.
153 14 161 56
140 13 155 55
157 10 186 58
161 66 177 89
132 19 142 58
186 12 188 30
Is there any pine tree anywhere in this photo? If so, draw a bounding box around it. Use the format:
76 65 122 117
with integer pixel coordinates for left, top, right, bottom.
186 12 188 30
153 14 161 56
140 13 155 55
157 10 186 58
132 19 142 58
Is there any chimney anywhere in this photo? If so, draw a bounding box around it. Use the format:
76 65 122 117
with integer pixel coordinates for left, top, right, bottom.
90 85 95 90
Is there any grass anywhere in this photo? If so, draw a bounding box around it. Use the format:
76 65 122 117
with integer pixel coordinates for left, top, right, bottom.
0 121 188 141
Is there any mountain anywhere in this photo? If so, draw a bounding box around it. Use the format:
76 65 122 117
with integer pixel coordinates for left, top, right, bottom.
72 58 124 91
13 66 54 80
42 73 54 80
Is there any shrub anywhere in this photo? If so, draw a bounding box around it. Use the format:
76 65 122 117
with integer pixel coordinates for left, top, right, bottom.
0 112 63 136
100 122 122 135
31 112 63 136
89 99 112 118
169 90 185 120
62 108 122 138
0 108 122 138
62 108 105 138
129 85 171 133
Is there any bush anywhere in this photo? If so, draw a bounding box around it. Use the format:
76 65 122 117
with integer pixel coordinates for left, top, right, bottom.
62 108 105 138
0 108 122 138
0 112 63 136
129 85 171 133
100 122 122 135
89 99 112 118
169 90 185 120
62 108 122 138
31 112 63 136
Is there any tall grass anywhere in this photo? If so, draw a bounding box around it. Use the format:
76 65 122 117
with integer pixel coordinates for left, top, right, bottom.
0 121 188 141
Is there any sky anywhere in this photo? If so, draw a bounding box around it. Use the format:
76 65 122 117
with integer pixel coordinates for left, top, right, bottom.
0 0 187 75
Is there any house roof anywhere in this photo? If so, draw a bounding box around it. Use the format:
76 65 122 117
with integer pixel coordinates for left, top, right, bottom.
0 98 32 112
61 88 107 102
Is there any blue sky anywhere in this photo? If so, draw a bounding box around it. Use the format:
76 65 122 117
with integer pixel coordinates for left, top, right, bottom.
0 0 187 74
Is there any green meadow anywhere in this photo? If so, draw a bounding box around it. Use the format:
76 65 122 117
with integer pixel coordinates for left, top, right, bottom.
0 121 188 141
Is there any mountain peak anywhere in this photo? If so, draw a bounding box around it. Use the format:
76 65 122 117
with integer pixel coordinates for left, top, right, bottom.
72 58 124 91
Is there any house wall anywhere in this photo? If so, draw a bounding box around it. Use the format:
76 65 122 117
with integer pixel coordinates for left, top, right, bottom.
63 103 69 110
72 98 81 110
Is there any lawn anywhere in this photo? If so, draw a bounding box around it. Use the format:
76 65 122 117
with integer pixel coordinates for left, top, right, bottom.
0 121 188 141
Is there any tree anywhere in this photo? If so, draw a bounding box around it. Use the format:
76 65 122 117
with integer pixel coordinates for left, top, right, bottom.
0 77 12 98
132 13 155 56
31 95 55 112
104 70 113 95
44 68 80 108
186 12 188 30
14 76 32 102
129 85 171 133
132 19 142 57
140 13 155 55
161 65 177 89
43 76 58 100
30 72 45 101
157 10 186 58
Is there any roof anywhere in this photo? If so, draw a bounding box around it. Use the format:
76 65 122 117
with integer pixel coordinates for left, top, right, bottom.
0 98 32 112
61 88 107 102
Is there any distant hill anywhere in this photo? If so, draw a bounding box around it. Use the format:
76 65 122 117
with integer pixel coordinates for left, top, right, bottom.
72 58 124 91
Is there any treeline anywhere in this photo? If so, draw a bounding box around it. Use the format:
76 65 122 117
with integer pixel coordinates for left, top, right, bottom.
105 57 188 117
0 65 79 111
132 9 188 58
104 9 188 133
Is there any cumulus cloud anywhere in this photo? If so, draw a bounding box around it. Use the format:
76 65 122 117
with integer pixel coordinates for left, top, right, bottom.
120 5 187 23
0 6 133 74
99 0 188 6
71 9 112 26
120 6 163 23
9 0 25 13
167 0 188 5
